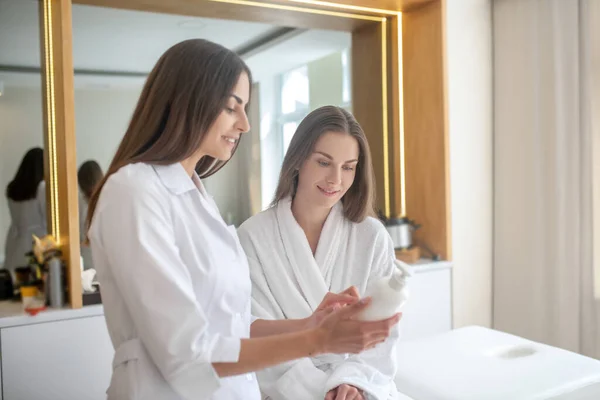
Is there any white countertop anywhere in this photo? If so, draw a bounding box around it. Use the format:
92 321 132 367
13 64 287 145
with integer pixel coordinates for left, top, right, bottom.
0 259 450 329
0 301 104 329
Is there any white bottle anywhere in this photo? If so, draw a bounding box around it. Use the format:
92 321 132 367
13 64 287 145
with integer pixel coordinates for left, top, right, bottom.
358 268 409 321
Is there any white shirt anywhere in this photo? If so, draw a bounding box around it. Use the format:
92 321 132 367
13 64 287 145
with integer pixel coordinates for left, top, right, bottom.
89 162 260 400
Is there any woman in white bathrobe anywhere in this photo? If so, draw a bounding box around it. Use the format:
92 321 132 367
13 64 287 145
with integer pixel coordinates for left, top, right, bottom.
86 41 400 400
238 106 403 400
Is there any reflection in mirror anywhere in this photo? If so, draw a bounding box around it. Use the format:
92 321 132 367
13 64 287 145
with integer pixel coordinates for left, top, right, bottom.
70 5 351 259
0 1 47 284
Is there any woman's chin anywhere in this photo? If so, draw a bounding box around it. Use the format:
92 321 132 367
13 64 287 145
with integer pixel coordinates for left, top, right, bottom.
207 149 234 162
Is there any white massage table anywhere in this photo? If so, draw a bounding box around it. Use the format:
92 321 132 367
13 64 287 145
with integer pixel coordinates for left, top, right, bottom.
394 326 600 400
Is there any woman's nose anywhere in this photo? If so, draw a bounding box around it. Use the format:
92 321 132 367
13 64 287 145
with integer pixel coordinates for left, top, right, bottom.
236 111 250 133
327 168 342 184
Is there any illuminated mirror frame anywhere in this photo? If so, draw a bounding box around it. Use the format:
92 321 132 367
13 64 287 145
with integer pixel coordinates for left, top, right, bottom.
40 0 404 308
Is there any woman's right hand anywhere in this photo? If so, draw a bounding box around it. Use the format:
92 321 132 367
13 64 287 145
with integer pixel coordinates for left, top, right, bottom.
314 298 401 355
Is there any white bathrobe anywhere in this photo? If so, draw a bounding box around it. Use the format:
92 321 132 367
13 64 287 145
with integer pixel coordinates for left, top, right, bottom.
238 198 401 400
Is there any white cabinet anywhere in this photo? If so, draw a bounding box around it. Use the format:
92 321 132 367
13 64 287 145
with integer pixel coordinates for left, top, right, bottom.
399 262 452 341
1 315 113 400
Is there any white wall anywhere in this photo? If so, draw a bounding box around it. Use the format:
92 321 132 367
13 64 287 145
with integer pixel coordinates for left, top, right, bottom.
74 87 141 170
445 0 493 328
308 52 344 110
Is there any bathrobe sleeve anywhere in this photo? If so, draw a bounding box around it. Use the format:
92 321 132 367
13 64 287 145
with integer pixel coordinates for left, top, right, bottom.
241 236 330 400
324 231 401 400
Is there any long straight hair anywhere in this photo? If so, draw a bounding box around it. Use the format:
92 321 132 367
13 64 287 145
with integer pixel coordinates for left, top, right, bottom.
272 106 376 222
6 147 44 201
77 160 104 202
85 39 252 232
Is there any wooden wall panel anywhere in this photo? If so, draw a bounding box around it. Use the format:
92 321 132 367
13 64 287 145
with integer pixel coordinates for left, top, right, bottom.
388 15 404 218
285 0 435 12
402 0 451 259
39 0 82 308
351 22 388 216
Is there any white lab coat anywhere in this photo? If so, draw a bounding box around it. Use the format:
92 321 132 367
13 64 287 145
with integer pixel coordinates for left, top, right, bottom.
89 162 261 400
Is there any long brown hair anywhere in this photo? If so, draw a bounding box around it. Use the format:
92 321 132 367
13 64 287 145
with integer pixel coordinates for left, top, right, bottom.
6 147 44 201
85 39 252 233
272 106 375 222
78 160 104 202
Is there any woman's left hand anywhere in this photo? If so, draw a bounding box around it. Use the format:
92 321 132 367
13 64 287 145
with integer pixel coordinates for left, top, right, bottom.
325 384 365 400
306 286 361 329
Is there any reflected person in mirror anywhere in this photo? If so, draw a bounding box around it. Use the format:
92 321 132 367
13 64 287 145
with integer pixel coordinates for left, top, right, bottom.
3 147 46 277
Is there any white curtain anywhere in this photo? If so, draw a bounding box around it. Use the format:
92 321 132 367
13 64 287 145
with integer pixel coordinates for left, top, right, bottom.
493 0 600 358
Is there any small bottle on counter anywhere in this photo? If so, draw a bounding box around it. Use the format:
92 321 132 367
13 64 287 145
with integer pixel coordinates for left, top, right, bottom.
47 256 64 308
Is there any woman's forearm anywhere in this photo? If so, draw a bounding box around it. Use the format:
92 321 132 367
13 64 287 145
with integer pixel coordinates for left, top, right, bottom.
250 318 308 338
212 328 323 377
214 298 400 378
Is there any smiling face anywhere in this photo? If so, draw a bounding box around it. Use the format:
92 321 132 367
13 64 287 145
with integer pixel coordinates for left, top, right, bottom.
294 131 360 211
198 71 251 161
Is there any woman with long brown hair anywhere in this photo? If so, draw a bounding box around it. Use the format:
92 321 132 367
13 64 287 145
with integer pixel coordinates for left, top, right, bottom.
238 106 404 400
86 40 400 400
4 147 46 275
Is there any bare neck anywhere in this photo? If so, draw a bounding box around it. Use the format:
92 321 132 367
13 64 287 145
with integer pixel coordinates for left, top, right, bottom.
180 151 205 177
291 194 332 255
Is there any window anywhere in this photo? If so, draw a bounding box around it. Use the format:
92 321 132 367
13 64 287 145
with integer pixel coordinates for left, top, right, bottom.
341 48 351 105
279 66 310 155
281 66 309 115
276 51 353 155
282 121 299 154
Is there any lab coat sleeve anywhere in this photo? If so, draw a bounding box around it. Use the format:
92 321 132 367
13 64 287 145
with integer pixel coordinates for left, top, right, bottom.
94 180 240 400
325 232 401 400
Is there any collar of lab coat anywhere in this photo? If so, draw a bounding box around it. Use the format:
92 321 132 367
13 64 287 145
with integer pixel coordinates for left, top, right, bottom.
152 163 197 195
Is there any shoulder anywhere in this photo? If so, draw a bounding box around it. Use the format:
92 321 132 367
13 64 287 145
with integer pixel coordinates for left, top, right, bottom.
237 206 277 241
353 216 388 240
90 164 171 238
95 163 170 222
101 163 163 200
352 216 395 254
